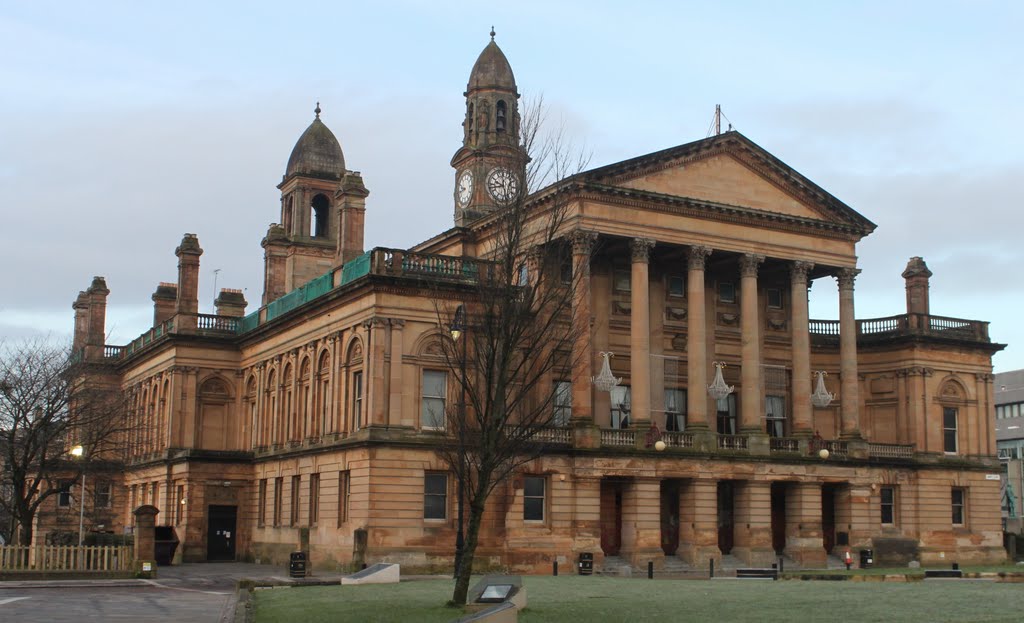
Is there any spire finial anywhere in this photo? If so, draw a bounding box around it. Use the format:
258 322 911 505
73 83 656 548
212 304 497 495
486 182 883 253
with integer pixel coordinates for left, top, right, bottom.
314 101 321 119
490 26 495 41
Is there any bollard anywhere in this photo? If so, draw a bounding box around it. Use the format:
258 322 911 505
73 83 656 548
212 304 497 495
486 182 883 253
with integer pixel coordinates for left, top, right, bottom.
779 556 784 574
648 561 654 579
553 560 558 576
710 558 715 578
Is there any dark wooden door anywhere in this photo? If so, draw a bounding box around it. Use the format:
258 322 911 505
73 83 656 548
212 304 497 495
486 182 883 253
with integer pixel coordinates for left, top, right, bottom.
822 487 836 554
717 482 734 554
207 505 237 561
660 480 680 556
771 484 787 554
600 482 622 556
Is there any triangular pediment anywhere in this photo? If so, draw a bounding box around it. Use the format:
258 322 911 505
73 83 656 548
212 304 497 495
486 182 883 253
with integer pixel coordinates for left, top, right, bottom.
579 132 875 233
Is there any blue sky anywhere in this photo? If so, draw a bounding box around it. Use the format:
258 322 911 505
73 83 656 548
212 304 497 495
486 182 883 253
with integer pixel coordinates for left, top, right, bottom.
2 1 1022 370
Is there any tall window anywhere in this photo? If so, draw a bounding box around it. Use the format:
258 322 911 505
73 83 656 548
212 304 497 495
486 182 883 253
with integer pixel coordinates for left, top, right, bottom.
290 475 301 526
424 473 448 520
667 275 685 298
338 470 350 526
767 288 783 309
523 476 546 521
665 388 686 432
93 480 112 509
553 381 572 427
352 371 364 430
611 385 631 429
765 395 786 437
421 370 447 430
719 282 736 303
175 484 185 524
943 407 958 453
258 479 267 527
496 100 507 132
273 477 283 527
952 488 966 526
717 394 737 435
880 486 896 525
58 480 74 508
309 473 320 526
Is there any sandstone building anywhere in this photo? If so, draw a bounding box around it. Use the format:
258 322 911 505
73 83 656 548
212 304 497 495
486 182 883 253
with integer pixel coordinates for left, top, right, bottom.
56 34 1006 570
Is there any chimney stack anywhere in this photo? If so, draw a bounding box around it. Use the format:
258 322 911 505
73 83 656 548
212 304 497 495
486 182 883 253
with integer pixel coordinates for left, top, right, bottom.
84 276 110 359
214 288 248 318
152 282 178 326
902 256 932 316
72 290 89 353
175 233 203 330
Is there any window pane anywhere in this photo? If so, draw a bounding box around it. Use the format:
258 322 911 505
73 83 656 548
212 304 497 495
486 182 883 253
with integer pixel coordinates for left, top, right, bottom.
944 430 957 453
719 282 735 303
425 495 447 520
668 276 685 297
881 487 894 505
524 497 544 521
944 408 957 429
524 476 545 498
425 474 447 495
423 371 447 397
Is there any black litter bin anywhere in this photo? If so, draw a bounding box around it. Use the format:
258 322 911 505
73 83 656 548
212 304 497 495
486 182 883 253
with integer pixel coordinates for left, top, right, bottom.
859 549 874 569
154 526 179 566
578 552 594 576
289 551 308 578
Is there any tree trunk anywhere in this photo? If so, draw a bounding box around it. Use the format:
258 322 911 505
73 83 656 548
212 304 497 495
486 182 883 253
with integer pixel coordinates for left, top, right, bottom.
452 496 487 605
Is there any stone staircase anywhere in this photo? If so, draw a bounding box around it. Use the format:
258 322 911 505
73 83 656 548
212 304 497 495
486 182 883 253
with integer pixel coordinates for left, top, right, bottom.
599 555 634 576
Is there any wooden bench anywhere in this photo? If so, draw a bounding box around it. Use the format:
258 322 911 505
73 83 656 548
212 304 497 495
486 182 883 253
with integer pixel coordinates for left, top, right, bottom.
736 568 778 580
924 569 963 579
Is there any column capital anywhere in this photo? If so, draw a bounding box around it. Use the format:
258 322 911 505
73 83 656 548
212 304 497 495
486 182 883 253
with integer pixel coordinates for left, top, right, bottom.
790 260 814 282
687 245 712 270
630 238 656 263
835 267 861 290
739 253 765 277
570 229 598 255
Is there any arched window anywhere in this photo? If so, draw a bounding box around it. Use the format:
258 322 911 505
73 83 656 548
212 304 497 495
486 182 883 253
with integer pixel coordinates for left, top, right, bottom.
311 194 330 238
283 363 295 441
314 351 330 437
245 375 258 448
264 369 278 447
496 100 507 133
346 339 364 432
284 197 294 234
467 103 474 135
298 358 311 440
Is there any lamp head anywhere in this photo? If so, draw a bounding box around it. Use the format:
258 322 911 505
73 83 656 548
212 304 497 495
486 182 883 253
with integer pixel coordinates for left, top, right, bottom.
70 445 84 458
818 448 830 460
654 440 667 452
450 329 461 341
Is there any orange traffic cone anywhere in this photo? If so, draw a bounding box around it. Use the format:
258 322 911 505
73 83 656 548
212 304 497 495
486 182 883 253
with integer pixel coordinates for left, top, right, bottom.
844 551 852 570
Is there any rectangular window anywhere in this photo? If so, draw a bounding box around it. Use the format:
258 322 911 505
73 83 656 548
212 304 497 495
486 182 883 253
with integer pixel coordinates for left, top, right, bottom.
767 288 783 309
309 473 320 526
258 479 267 527
58 480 74 508
421 370 447 430
667 275 685 298
665 388 686 432
338 470 350 526
611 385 631 429
952 488 966 526
175 484 185 524
290 475 301 526
717 394 737 435
880 486 896 525
273 477 283 527
943 407 958 453
560 256 573 284
765 395 786 438
424 473 448 520
523 476 546 522
352 371 364 430
719 282 736 303
553 381 572 427
518 263 529 286
94 480 112 509
152 482 160 509
613 269 631 292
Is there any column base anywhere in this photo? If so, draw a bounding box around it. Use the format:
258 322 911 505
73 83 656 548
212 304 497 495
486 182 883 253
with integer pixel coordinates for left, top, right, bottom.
731 546 777 567
624 547 665 570
678 543 721 568
846 438 869 459
784 544 827 568
689 429 717 453
572 421 601 449
745 432 770 456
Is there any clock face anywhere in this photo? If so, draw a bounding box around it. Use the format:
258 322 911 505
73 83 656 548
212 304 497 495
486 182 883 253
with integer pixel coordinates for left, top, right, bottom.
456 170 473 207
486 167 520 204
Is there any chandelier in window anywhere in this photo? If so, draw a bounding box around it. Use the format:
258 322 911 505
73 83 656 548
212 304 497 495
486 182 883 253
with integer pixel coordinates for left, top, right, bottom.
592 352 621 393
811 371 835 408
707 362 734 401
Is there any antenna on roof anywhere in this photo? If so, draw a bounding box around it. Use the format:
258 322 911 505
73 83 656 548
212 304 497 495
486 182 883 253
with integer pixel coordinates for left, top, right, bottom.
706 104 736 138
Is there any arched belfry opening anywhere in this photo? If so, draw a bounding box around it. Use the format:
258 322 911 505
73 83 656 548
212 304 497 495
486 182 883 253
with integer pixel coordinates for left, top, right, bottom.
311 193 330 238
496 100 507 133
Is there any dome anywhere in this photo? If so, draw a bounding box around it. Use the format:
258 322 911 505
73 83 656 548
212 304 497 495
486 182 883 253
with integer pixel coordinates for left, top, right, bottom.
467 34 517 93
284 104 345 181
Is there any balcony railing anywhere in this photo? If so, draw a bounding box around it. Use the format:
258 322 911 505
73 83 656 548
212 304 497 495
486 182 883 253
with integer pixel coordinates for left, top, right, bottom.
868 442 914 459
824 440 848 458
810 313 990 345
196 313 240 332
103 345 124 359
718 434 748 451
769 437 800 453
532 427 572 444
601 429 635 447
661 431 693 449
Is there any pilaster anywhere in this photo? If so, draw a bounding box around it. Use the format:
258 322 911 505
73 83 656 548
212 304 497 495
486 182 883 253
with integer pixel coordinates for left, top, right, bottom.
784 482 826 567
620 478 664 569
679 478 720 566
732 480 775 566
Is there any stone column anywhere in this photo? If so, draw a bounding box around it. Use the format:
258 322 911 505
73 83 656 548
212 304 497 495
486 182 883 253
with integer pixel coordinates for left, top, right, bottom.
686 246 712 430
630 238 656 431
784 482 826 567
790 261 814 435
620 478 664 569
570 231 597 425
133 504 159 577
739 254 764 433
679 479 720 566
836 268 861 438
732 480 774 566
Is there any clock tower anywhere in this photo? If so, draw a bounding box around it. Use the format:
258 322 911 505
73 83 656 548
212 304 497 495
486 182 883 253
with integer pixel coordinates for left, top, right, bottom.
451 29 528 226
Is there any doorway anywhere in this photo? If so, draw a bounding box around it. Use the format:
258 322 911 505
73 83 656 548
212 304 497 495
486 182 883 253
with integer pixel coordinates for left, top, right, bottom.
207 505 237 561
717 481 734 554
600 480 624 556
821 485 836 554
771 482 787 554
660 480 681 556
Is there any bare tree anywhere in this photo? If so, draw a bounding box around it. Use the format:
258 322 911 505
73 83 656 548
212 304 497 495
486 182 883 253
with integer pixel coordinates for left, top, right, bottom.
0 338 129 546
436 98 591 605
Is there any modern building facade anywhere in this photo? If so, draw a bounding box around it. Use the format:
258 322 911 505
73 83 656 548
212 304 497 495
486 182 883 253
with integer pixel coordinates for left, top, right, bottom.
54 35 1007 570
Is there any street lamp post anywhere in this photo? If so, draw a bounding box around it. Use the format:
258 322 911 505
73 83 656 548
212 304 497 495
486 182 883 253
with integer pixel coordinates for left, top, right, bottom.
450 305 467 579
70 445 85 547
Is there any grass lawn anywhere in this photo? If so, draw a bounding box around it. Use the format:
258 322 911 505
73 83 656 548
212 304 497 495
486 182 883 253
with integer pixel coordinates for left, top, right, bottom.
252 575 1024 623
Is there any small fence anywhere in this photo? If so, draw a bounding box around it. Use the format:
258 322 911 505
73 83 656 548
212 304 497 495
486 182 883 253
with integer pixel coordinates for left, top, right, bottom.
0 545 132 572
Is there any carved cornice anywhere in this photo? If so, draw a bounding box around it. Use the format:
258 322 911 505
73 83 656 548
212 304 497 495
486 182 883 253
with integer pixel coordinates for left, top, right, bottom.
836 267 861 290
739 253 765 278
570 229 598 256
630 238 656 263
687 245 712 271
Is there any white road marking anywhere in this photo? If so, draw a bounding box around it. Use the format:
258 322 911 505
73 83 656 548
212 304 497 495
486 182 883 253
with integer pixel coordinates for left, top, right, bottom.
0 596 31 605
140 579 229 595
